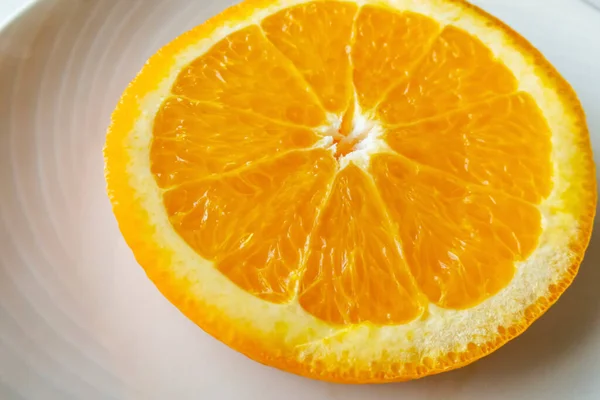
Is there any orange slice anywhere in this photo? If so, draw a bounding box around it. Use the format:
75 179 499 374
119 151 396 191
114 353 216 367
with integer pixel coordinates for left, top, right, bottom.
104 0 596 383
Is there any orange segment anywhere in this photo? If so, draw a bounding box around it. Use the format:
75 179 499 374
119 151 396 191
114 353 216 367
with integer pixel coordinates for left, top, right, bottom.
352 6 440 111
384 93 553 203
162 149 337 303
261 1 358 113
172 25 326 126
151 96 318 187
299 165 425 325
377 25 518 124
371 154 542 309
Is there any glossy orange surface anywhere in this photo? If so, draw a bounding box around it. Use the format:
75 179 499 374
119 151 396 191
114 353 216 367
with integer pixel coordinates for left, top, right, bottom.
152 1 553 324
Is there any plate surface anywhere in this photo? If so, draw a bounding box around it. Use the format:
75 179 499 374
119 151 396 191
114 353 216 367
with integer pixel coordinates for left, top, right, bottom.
1 0 599 399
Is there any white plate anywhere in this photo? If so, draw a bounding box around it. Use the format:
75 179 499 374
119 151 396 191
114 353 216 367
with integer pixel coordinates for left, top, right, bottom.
0 0 599 399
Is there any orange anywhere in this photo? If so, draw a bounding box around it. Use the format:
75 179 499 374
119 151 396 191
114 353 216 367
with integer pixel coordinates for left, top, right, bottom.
104 0 596 383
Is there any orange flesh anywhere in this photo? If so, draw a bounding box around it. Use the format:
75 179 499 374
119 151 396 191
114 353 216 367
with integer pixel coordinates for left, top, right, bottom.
262 1 358 113
299 164 425 324
150 2 552 325
371 154 542 309
377 25 519 124
161 150 336 303
352 6 441 111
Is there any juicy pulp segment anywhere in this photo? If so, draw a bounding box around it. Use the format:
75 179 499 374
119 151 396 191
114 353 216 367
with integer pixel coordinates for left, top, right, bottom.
172 25 326 127
377 25 518 124
151 97 319 187
352 5 441 111
371 154 543 309
262 1 358 113
299 164 426 325
162 150 337 303
384 93 553 203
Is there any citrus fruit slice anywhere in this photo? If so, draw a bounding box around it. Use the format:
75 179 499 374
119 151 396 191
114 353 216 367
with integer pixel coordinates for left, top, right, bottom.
104 0 596 383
